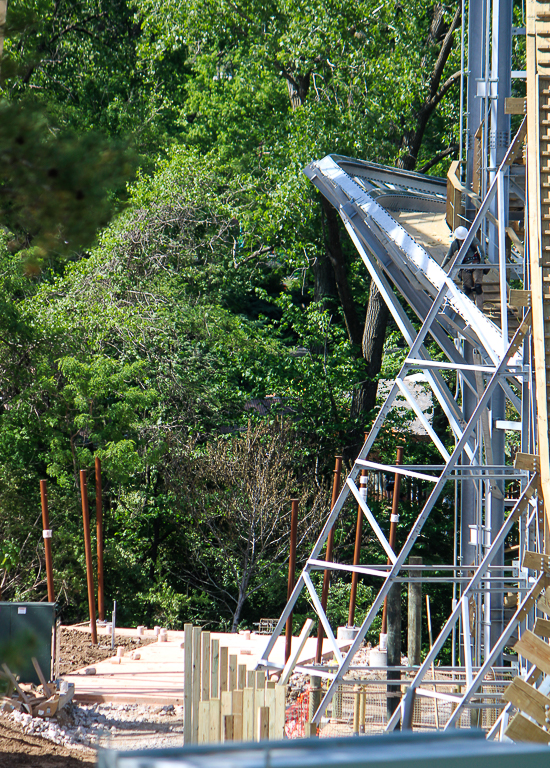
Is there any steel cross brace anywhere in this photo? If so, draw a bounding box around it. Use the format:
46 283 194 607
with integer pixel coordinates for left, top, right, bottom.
386 473 540 730
312 314 530 723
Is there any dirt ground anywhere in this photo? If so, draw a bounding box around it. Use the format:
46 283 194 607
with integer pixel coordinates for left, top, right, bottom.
0 717 94 767
0 627 158 767
58 627 155 675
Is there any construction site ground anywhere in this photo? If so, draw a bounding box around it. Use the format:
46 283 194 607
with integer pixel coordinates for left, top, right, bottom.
0 624 353 765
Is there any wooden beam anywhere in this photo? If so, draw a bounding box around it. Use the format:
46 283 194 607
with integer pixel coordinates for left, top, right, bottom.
523 550 550 572
505 97 527 115
505 712 550 744
257 706 269 741
201 632 210 701
209 698 221 743
183 624 192 744
503 675 550 726
534 617 550 637
514 630 550 675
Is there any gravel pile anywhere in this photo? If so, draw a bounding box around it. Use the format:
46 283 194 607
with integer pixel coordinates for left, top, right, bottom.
5 702 184 751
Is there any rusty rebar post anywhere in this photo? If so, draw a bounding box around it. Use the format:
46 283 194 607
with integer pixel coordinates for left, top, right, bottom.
40 480 55 603
80 470 97 645
348 469 367 627
285 498 300 663
315 455 343 664
381 446 404 636
95 457 105 621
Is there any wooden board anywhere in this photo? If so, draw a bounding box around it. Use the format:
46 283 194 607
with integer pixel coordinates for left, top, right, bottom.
275 684 287 740
209 698 220 743
243 687 255 742
514 453 540 472
514 630 550 675
257 706 269 741
509 289 530 308
503 675 550 725
219 647 228 693
523 550 550 572
505 712 550 744
201 632 210 701
198 701 210 744
505 97 527 115
192 627 201 743
265 686 276 740
211 639 219 699
538 589 550 615
534 617 550 637
232 689 243 741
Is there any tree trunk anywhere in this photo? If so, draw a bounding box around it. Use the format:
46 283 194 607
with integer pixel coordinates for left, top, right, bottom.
320 197 363 348
351 281 390 417
312 249 338 306
0 0 7 66
397 3 461 170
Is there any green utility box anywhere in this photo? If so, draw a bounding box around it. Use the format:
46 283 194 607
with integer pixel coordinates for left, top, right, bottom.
0 602 56 684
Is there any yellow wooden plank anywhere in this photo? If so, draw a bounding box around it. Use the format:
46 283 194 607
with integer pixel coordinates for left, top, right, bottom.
514 630 550 674
538 589 550 614
514 453 540 472
523 550 550 571
503 675 550 725
505 97 527 114
209 698 221 743
509 289 531 307
505 712 550 743
534 616 550 636
242 687 255 741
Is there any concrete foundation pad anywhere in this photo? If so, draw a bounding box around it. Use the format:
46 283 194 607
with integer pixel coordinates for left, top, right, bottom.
61 625 351 705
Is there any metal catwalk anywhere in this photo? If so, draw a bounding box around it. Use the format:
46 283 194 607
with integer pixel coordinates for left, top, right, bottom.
256 0 550 736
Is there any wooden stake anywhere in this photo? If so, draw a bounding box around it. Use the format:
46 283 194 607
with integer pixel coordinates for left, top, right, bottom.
229 654 237 691
237 663 247 690
243 687 255 741
232 689 243 741
223 714 234 742
201 631 211 701
211 638 219 699
257 706 269 741
40 481 55 603
275 684 286 740
183 624 192 744
79 470 97 645
265 685 276 739
219 647 228 692
192 626 201 743
209 698 221 742
198 701 209 743
95 457 105 621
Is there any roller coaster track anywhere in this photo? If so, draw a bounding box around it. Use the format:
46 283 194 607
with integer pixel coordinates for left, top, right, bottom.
257 0 549 736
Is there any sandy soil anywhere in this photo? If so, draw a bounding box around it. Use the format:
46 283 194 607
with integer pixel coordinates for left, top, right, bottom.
0 627 159 766
58 627 155 675
0 717 94 767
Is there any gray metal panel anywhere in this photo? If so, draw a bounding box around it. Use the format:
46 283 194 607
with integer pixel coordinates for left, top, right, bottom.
96 731 550 768
0 602 55 684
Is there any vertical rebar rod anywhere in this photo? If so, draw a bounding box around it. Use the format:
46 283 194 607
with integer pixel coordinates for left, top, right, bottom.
285 498 299 663
315 455 343 664
381 447 404 636
348 470 367 627
40 480 55 603
95 457 105 621
80 469 97 645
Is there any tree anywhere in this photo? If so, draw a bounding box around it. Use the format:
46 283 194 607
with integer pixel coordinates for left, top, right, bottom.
180 421 325 631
